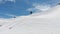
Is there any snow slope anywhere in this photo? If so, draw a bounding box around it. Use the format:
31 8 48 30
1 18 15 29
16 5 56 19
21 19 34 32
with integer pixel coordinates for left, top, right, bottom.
0 5 60 34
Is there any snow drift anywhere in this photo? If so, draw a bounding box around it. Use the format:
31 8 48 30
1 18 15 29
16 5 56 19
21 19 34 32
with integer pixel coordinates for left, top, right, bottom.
0 5 60 34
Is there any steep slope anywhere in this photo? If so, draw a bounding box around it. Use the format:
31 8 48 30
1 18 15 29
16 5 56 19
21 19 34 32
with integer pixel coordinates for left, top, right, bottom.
0 5 60 34
30 5 60 18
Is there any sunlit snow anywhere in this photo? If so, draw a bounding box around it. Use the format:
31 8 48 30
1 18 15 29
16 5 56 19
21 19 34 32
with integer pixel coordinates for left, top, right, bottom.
0 5 60 34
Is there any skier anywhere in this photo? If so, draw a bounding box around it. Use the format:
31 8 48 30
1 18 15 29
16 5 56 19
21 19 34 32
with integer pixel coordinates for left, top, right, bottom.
0 25 2 27
58 3 60 5
14 16 16 18
30 11 33 14
9 27 12 29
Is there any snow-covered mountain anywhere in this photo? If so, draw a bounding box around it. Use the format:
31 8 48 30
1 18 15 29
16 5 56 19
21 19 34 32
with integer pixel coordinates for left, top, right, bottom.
0 5 60 34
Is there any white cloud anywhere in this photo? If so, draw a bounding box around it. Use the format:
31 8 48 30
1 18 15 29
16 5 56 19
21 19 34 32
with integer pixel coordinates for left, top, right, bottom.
27 3 51 13
0 0 5 4
5 0 16 2
0 0 16 4
0 13 17 18
34 5 51 11
4 13 17 17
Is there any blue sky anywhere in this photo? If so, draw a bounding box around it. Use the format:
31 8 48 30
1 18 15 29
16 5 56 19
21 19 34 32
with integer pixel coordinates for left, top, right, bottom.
0 0 60 18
